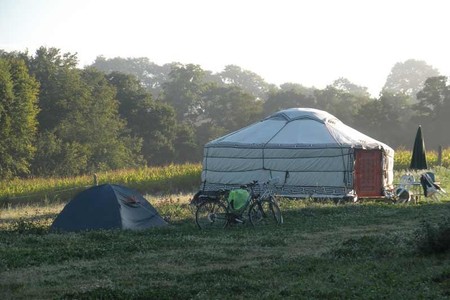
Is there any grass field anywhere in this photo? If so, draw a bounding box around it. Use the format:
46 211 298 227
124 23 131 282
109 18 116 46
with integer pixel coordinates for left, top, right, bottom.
1 195 450 299
1 161 450 299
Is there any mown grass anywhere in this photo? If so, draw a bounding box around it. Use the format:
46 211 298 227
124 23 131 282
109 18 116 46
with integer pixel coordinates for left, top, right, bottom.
1 197 450 299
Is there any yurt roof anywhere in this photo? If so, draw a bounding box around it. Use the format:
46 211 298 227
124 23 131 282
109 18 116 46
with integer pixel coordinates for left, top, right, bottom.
206 108 393 154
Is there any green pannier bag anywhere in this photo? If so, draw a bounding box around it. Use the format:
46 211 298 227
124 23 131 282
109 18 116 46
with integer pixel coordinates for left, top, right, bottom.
227 189 250 211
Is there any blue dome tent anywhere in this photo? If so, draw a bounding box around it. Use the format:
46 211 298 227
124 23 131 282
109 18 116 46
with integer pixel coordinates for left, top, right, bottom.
51 184 167 232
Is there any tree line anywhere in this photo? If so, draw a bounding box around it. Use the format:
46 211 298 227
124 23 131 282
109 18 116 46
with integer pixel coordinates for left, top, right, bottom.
1 47 449 179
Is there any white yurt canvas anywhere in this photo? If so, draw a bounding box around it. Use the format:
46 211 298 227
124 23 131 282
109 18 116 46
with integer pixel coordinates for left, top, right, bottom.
201 108 394 198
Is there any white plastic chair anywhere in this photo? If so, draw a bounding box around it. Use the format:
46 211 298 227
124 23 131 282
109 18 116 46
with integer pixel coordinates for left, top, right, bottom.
395 174 415 203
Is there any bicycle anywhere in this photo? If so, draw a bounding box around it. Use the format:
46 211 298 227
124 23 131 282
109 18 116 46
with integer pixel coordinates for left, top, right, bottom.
194 178 283 229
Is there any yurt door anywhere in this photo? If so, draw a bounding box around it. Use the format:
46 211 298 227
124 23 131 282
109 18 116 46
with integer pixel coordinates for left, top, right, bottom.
354 149 383 197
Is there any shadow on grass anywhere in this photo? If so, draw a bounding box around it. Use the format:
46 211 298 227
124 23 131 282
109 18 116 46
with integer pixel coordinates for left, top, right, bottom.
0 212 59 223
0 189 80 209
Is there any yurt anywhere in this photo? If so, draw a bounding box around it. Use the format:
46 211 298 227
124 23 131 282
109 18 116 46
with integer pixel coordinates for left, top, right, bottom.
200 108 394 199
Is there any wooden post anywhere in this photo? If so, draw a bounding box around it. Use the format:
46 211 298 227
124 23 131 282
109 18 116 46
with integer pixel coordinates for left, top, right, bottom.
93 173 98 186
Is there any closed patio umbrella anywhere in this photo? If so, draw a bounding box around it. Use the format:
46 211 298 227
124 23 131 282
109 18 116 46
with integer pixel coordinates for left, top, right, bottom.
409 125 428 170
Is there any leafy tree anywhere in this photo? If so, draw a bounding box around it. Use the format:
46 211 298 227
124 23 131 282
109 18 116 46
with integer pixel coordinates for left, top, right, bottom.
78 68 144 171
105 71 178 165
27 47 79 132
203 85 262 132
263 85 316 116
32 132 90 176
91 56 175 97
92 58 276 102
161 63 208 123
219 65 275 100
173 124 199 163
382 59 440 99
279 83 315 96
27 48 98 176
185 85 263 153
0 57 39 178
314 85 370 126
131 101 177 165
415 76 450 119
106 71 151 119
413 76 450 148
354 92 414 147
195 122 228 153
27 48 143 176
331 77 371 98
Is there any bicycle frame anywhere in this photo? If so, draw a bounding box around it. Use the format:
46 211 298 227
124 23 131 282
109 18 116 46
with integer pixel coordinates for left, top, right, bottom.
195 178 282 229
232 179 279 219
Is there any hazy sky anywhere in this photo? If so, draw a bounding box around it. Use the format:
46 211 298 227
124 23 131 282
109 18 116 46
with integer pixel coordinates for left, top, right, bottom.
1 0 449 96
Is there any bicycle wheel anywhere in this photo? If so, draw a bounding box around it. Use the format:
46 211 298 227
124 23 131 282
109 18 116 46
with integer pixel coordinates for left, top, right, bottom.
195 201 228 229
249 197 283 226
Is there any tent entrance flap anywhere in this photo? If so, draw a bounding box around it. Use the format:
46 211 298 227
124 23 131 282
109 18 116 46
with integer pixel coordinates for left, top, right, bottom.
354 149 383 197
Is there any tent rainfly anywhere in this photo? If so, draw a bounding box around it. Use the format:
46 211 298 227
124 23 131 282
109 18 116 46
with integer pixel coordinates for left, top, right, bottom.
201 108 394 198
51 184 167 232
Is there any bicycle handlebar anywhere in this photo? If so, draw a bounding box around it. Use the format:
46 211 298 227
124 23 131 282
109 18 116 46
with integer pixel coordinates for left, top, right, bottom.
241 180 258 189
242 177 280 188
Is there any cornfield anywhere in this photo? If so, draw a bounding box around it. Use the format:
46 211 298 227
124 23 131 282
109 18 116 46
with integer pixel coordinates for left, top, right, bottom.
0 163 202 206
394 148 450 170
